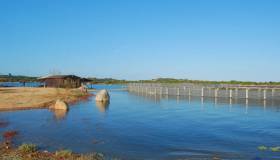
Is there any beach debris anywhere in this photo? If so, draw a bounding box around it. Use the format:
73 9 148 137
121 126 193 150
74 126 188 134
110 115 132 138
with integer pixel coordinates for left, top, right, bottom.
3 130 18 140
5 141 11 149
95 89 110 102
49 100 68 110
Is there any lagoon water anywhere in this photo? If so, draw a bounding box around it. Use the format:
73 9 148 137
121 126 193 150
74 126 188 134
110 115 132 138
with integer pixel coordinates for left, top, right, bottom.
1 85 280 159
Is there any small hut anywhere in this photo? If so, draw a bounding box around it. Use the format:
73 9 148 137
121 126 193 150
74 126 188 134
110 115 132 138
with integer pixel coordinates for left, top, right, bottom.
38 75 90 88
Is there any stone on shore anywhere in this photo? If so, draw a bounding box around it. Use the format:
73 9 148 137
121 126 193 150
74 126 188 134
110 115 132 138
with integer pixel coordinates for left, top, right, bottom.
49 100 68 110
95 89 110 102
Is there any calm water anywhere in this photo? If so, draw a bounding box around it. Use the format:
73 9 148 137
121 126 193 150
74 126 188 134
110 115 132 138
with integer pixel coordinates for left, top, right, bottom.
1 85 280 159
0 82 43 87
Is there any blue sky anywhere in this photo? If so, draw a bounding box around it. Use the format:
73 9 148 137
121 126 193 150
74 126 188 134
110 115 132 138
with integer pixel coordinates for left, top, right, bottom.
0 0 280 81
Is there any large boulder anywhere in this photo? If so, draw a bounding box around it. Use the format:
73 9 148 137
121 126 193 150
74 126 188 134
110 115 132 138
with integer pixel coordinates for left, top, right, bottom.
95 89 110 102
49 100 68 110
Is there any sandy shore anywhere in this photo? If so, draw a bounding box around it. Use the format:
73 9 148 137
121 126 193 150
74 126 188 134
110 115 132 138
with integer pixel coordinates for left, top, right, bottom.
0 87 92 111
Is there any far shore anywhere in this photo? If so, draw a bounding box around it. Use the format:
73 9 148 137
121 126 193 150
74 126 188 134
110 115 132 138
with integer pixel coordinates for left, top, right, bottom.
0 87 92 111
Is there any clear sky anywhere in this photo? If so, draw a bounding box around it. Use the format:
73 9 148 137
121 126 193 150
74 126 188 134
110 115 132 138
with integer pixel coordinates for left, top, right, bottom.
0 0 280 81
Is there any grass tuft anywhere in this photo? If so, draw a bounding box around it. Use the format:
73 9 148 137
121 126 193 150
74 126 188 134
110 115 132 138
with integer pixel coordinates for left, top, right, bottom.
55 149 73 158
18 143 37 153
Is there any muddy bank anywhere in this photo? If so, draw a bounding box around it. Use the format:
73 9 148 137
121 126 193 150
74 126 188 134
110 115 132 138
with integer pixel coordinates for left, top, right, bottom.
0 87 93 111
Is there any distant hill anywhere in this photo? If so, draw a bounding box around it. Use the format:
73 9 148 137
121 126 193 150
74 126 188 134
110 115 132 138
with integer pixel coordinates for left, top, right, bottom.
87 77 132 84
135 78 280 86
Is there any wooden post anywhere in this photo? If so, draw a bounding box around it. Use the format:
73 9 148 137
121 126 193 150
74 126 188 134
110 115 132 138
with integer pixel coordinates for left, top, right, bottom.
201 87 204 97
177 88 180 96
229 89 232 98
225 88 228 96
246 88 249 99
166 87 169 95
160 87 162 95
188 88 191 96
272 89 275 97
263 89 267 100
215 88 218 98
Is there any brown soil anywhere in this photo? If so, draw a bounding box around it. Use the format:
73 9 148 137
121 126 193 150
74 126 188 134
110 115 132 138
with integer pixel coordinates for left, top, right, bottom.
0 87 93 111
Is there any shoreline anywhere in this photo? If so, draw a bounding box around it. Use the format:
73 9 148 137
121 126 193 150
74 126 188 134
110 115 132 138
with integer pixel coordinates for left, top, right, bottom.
0 87 93 111
0 141 105 160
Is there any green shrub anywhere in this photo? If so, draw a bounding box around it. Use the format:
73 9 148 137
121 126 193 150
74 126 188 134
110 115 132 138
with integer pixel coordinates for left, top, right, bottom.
18 143 37 153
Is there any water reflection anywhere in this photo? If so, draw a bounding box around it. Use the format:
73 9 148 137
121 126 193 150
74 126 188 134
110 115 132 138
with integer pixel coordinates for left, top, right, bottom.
51 109 68 120
95 101 110 113
129 91 280 113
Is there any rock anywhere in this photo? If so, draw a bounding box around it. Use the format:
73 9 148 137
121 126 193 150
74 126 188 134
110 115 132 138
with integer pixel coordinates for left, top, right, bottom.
95 89 110 102
50 100 68 110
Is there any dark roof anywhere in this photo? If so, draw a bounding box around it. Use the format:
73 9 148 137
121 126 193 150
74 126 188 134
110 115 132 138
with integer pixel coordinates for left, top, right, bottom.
38 75 81 80
81 78 92 82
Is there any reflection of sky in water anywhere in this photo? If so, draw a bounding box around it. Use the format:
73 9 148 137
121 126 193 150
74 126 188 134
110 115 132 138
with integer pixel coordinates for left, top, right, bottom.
0 85 280 159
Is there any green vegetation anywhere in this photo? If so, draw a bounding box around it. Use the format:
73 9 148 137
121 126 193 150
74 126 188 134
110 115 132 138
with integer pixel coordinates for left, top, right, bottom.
18 143 37 153
87 77 280 85
137 78 280 85
258 145 268 151
0 142 105 160
257 145 280 152
270 146 280 152
55 149 73 157
88 77 131 84
0 74 37 82
1 73 280 86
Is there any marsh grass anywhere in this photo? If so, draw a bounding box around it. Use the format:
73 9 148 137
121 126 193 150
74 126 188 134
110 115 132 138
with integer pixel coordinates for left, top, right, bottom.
18 143 37 153
55 149 73 157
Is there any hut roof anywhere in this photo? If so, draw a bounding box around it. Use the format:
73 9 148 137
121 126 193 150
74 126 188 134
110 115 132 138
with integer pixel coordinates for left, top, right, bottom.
38 75 91 82
38 75 81 80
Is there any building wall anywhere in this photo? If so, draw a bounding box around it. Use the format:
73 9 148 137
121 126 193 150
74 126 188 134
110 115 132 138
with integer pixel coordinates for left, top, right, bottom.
44 78 81 88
